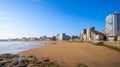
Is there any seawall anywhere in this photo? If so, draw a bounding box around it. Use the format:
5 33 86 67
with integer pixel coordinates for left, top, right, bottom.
103 41 120 50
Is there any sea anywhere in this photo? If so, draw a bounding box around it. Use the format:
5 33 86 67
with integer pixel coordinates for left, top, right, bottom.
0 42 46 54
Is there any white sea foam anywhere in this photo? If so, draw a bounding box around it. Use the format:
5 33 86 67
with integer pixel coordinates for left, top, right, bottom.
0 42 46 54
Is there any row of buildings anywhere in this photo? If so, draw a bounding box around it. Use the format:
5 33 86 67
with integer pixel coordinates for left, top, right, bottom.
80 27 106 42
54 12 120 42
79 12 120 42
1 12 120 42
8 36 47 41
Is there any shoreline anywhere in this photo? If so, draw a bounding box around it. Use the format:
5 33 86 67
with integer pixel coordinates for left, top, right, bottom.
21 41 120 67
0 41 49 55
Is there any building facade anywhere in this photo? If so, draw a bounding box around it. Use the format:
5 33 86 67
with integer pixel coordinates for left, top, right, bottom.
80 27 106 42
56 33 70 40
80 27 96 41
106 12 120 41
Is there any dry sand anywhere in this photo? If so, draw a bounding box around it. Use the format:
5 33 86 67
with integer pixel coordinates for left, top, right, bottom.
22 41 120 67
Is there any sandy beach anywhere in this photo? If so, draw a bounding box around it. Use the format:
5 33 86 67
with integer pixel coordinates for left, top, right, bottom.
22 41 120 67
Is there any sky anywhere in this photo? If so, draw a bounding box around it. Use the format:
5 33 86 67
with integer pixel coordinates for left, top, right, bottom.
0 0 120 39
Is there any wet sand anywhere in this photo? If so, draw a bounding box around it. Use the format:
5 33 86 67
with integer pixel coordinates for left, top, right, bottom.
22 41 120 67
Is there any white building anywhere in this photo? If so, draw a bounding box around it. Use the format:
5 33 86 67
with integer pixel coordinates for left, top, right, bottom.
87 28 91 40
86 27 95 41
106 12 120 41
80 27 96 41
80 29 87 41
56 33 70 40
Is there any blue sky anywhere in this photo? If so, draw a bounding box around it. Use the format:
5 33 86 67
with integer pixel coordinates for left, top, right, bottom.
0 0 120 39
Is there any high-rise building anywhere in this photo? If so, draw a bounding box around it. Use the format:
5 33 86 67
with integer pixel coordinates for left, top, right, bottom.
106 12 120 41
